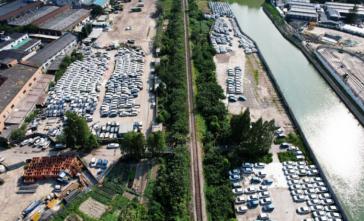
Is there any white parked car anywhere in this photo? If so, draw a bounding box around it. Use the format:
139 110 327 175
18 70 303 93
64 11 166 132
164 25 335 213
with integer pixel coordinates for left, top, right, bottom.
235 205 248 214
293 195 307 202
296 206 310 214
259 197 272 205
244 186 257 194
235 196 246 204
232 188 244 195
107 143 120 149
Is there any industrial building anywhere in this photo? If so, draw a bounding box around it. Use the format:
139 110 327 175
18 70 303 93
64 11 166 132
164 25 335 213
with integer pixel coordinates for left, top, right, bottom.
38 8 90 33
7 5 59 26
325 2 364 20
0 64 43 135
26 33 77 72
0 0 42 21
286 4 318 21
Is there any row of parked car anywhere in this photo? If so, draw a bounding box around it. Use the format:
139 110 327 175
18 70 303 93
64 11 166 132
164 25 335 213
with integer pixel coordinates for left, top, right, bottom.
230 162 275 220
210 17 233 54
229 18 257 54
100 47 144 118
226 66 246 103
282 157 343 221
20 136 50 149
45 48 109 119
209 1 234 18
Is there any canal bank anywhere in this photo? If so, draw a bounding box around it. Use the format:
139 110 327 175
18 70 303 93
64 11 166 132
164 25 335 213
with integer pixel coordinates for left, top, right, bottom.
232 14 349 221
230 1 364 220
261 3 364 127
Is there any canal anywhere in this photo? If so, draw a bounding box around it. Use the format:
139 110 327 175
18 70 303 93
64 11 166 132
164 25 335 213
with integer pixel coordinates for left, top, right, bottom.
229 0 364 220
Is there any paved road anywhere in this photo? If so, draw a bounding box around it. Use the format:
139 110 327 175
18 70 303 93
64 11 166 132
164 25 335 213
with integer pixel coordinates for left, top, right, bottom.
181 0 207 220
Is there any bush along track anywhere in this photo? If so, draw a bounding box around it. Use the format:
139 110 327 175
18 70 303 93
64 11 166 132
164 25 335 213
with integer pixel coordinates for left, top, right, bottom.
147 0 191 220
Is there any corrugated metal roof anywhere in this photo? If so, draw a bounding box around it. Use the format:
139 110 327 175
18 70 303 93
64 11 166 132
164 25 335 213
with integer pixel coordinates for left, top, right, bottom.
0 0 28 17
26 33 77 67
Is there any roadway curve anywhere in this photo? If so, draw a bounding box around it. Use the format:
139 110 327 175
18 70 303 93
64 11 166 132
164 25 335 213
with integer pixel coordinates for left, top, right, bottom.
181 0 206 220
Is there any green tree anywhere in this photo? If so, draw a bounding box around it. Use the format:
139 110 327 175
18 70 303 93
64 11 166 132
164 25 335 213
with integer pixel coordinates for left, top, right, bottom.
63 112 98 150
9 124 27 143
147 131 167 156
230 109 251 144
233 117 276 161
120 132 146 159
79 24 93 40
91 5 105 18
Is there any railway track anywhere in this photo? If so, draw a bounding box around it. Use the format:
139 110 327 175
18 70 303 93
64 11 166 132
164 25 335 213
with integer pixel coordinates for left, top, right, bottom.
181 0 205 220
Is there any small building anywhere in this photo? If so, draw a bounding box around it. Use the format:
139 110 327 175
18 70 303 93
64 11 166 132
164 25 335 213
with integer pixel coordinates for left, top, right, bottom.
26 33 77 72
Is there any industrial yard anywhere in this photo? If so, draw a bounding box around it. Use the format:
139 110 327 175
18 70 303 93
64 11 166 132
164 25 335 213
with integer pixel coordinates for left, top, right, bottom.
211 2 344 221
212 6 292 130
0 0 158 220
317 47 364 104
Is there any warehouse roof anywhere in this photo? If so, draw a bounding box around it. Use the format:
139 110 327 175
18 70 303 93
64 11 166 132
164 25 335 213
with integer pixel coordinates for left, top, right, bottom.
26 33 77 67
0 64 38 113
39 9 90 31
0 49 26 61
7 5 59 26
0 0 28 17
289 6 317 14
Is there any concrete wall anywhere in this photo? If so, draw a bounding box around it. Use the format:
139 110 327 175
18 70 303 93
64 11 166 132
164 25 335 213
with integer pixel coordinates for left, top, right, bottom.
0 67 43 135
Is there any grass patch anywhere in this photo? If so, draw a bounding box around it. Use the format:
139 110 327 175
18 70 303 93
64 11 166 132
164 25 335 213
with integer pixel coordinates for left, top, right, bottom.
255 153 273 164
195 114 207 140
278 151 297 162
253 69 259 85
275 132 313 164
197 0 209 12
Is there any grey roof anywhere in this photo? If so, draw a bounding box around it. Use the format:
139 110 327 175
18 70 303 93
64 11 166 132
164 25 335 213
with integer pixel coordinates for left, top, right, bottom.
39 9 90 31
7 6 59 26
0 0 28 17
287 11 318 18
326 7 341 18
0 32 27 49
26 33 77 67
0 64 38 113
0 49 27 63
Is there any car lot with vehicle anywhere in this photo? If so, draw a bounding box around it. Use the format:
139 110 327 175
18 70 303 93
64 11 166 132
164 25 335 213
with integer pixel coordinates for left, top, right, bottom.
282 159 343 220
